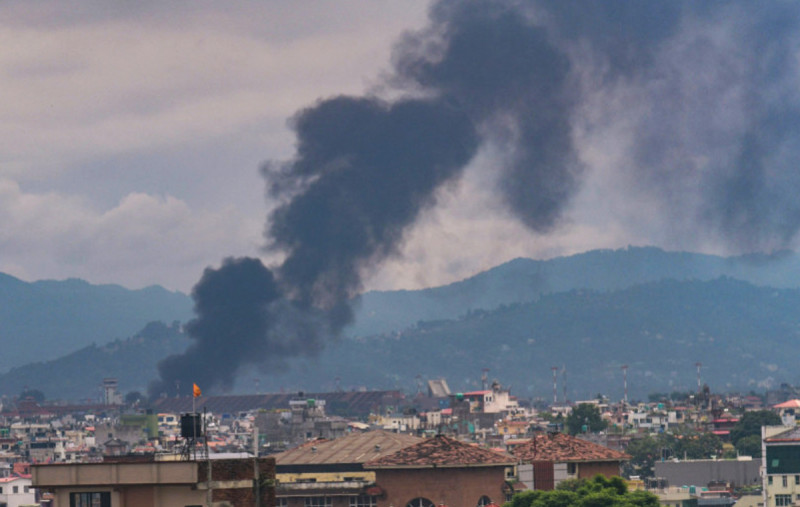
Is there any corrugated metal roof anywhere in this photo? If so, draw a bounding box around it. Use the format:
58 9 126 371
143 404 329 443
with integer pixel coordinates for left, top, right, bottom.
275 430 423 465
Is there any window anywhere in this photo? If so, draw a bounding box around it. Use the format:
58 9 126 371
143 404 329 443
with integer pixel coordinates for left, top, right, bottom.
11 486 17 494
304 497 331 507
795 475 799 485
70 492 111 507
783 476 788 487
769 476 774 485
277 498 288 507
406 498 435 507
776 495 792 506
23 486 29 493
567 463 577 475
350 496 376 507
477 496 493 507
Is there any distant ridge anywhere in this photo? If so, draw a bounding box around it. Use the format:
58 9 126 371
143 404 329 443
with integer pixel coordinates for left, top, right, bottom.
4 246 800 400
0 273 192 370
350 246 800 336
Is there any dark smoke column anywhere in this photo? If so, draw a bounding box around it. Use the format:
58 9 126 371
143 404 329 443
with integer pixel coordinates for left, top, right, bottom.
150 98 479 397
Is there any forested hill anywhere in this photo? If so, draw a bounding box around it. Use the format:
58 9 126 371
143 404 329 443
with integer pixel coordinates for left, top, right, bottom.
2 277 799 400
273 277 800 399
0 273 192 369
350 246 800 337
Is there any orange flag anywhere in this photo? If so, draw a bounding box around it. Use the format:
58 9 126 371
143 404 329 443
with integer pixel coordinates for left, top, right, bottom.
192 383 202 398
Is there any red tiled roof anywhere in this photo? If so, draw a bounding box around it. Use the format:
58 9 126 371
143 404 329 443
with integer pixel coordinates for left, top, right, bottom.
365 435 514 469
511 432 629 463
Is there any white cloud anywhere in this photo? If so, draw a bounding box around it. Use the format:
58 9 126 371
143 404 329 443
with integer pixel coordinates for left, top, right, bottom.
0 179 261 290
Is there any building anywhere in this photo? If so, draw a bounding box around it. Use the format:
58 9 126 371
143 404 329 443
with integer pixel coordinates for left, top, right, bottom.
32 457 275 507
275 429 423 507
0 474 36 507
510 432 629 490
653 457 761 490
365 434 515 507
276 431 515 507
762 425 800 507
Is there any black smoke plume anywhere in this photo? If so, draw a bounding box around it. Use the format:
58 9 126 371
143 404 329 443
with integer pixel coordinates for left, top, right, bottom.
152 0 800 396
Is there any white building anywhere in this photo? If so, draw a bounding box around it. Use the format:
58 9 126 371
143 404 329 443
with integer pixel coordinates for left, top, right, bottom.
0 475 36 507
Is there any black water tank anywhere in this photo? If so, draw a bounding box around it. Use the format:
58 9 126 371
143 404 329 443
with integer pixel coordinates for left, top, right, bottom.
180 413 202 438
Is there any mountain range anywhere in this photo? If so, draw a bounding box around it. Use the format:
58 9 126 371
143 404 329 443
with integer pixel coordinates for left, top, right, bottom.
3 246 800 401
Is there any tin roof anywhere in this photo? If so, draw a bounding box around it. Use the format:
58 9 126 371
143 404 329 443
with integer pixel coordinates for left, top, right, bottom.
275 430 423 465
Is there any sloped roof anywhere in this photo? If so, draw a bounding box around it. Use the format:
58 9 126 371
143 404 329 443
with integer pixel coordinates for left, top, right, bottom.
765 426 800 442
365 434 514 469
773 399 800 409
511 432 629 463
275 430 423 466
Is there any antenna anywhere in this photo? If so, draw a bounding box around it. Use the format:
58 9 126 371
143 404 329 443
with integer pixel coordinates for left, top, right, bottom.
562 366 567 405
621 365 628 405
415 375 423 395
551 366 559 405
253 378 260 395
481 368 490 390
695 362 702 391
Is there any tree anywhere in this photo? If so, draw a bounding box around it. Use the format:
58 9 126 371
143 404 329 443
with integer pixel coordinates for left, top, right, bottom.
566 403 608 435
730 410 781 446
505 475 658 507
735 434 763 457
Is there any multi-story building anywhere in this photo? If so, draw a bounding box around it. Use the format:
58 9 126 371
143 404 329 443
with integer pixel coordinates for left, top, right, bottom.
762 425 800 507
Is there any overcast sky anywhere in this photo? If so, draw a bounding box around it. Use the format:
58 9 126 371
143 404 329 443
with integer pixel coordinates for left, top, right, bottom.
4 1 799 293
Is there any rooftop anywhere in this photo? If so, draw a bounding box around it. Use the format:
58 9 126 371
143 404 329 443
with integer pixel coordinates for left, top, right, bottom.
365 434 513 469
275 430 423 466
511 432 630 463
765 426 800 442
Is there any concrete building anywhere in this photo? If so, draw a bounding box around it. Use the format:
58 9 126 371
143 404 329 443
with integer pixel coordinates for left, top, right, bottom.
0 474 36 507
653 458 762 490
32 457 275 507
762 425 800 507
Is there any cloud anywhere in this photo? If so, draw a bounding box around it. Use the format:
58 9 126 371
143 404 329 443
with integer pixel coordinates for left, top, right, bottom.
0 179 260 290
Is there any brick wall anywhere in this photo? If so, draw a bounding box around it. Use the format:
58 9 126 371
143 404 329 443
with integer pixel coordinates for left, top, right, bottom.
376 466 507 507
577 461 622 480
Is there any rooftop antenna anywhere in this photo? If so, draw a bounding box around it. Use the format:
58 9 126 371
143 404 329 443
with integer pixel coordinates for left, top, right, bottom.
482 368 490 390
175 380 181 399
551 366 559 405
695 362 703 391
253 378 260 395
621 365 629 405
562 366 568 405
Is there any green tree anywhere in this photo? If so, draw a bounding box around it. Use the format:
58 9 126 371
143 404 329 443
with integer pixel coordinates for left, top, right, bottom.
735 434 763 457
566 404 608 435
506 475 658 507
730 410 781 445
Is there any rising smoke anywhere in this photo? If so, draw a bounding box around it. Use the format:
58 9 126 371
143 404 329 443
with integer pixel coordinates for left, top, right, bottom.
151 0 800 396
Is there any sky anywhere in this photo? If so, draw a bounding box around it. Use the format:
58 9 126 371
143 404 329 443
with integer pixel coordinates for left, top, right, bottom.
4 0 800 294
